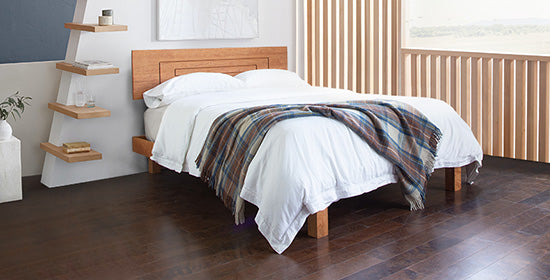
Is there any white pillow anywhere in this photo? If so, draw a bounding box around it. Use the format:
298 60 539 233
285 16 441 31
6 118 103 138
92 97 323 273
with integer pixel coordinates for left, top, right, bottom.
235 69 311 88
143 72 245 108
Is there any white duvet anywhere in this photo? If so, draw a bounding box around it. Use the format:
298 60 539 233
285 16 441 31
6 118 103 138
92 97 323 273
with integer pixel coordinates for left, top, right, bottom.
150 86 483 254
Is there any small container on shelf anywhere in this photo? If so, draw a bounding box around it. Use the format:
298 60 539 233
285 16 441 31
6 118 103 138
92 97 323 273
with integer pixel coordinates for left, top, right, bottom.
86 95 96 108
99 9 114 26
102 9 114 22
98 16 113 26
76 91 86 107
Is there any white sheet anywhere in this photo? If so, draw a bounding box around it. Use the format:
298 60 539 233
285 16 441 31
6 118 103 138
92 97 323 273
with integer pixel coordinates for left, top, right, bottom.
144 106 168 141
150 87 483 254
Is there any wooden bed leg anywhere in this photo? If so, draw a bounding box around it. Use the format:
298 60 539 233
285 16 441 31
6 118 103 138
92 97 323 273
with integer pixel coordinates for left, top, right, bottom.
148 159 162 174
307 208 328 239
445 167 461 192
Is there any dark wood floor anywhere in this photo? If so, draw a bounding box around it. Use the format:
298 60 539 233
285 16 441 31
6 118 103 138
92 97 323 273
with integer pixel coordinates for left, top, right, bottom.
0 157 549 280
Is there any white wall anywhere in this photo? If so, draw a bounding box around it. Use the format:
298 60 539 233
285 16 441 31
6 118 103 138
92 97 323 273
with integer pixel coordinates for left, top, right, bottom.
6 0 297 185
0 62 60 176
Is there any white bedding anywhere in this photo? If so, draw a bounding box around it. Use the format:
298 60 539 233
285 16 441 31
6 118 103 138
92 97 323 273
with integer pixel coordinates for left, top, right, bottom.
150 86 483 254
144 106 168 141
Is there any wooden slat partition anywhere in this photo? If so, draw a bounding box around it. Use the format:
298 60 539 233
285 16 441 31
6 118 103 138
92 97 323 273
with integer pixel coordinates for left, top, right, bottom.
391 0 400 96
411 54 418 97
527 61 538 160
425 55 431 97
461 57 471 126
504 60 515 158
471 57 481 143
482 58 493 153
441 56 448 103
540 62 550 162
430 55 438 99
516 60 527 160
302 1 550 163
493 59 504 156
402 48 550 163
304 0 400 95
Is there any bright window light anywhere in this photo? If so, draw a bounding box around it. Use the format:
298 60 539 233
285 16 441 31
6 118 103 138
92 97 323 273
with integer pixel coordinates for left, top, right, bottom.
404 0 550 55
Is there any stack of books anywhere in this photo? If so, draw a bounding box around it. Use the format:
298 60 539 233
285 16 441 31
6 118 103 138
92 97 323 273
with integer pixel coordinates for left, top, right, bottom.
71 60 114 70
63 142 91 154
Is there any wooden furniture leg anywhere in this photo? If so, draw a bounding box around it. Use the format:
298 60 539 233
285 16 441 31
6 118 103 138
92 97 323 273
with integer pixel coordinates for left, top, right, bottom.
132 136 161 174
148 159 162 174
445 167 461 192
307 208 328 238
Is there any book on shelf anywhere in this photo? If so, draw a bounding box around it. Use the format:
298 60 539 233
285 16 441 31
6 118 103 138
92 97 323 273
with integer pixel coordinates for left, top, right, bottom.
63 142 91 154
71 60 115 70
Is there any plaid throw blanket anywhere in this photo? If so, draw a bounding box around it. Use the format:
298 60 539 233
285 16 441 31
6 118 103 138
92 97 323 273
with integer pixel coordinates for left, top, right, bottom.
196 100 442 224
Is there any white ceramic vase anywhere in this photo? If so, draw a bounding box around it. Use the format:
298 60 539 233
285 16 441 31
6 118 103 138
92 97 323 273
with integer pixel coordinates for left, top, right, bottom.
0 120 13 141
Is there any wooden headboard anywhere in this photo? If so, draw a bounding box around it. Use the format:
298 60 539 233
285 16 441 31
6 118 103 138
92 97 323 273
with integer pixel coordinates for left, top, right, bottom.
131 46 288 100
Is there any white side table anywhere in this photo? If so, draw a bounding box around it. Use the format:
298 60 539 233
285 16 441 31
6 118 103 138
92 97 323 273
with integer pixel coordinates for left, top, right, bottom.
0 136 22 203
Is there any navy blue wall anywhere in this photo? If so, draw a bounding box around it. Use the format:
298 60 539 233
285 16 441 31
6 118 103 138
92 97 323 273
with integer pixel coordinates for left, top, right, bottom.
0 0 77 64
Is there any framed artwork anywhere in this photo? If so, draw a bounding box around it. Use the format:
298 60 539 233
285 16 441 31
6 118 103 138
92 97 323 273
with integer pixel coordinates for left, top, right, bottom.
158 0 259 40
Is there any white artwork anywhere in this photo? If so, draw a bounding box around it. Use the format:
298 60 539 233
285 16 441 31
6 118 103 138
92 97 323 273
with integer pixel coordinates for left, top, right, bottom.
158 0 259 40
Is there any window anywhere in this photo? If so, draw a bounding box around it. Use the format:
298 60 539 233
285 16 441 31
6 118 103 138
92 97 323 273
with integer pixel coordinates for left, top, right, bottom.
404 0 550 55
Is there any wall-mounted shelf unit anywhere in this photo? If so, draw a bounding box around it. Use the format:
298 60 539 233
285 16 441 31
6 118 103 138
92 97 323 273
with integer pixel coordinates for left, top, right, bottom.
42 3 129 186
40 142 102 163
48 102 111 119
64 23 128 32
56 62 119 76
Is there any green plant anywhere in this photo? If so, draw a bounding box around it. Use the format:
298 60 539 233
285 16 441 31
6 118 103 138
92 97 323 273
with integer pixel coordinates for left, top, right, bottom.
0 92 32 121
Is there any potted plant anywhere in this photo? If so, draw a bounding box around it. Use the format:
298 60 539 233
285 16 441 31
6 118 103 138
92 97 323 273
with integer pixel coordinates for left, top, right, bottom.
0 92 32 141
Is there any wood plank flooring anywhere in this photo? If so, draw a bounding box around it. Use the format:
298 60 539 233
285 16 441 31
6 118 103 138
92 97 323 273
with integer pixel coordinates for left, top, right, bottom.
0 156 549 279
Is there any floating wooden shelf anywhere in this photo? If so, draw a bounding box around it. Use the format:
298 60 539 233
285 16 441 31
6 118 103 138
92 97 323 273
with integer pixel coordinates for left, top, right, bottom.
40 142 102 163
65 23 128 32
48 102 110 119
56 62 119 76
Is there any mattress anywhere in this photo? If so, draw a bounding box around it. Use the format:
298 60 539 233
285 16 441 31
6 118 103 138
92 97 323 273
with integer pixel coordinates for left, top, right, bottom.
144 106 168 141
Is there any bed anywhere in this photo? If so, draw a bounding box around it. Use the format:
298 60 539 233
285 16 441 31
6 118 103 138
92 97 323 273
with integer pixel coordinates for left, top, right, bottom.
131 46 483 253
